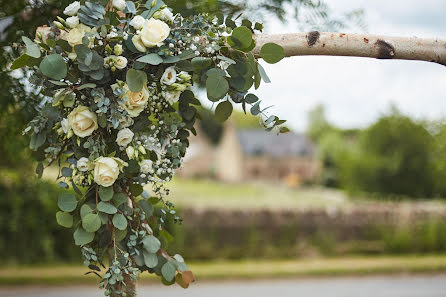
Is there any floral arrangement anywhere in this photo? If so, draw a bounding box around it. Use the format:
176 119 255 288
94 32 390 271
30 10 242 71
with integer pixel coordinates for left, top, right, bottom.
11 0 287 295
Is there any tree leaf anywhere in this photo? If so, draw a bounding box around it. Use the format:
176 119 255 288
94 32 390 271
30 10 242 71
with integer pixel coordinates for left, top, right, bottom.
58 193 78 212
56 211 73 228
257 63 271 83
161 261 176 282
137 53 163 65
112 213 128 230
126 69 147 92
82 213 102 233
22 36 41 58
113 192 128 206
260 43 285 64
40 54 67 80
74 227 95 246
142 235 161 253
215 101 233 123
97 202 118 214
11 54 30 70
143 250 158 268
206 76 229 102
99 186 114 201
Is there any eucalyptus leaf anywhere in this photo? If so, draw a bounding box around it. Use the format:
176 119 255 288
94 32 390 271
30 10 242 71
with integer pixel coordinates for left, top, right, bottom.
99 186 114 201
215 101 233 123
206 76 229 102
137 53 163 65
113 213 128 230
161 261 176 282
22 36 41 58
82 213 102 233
260 43 285 64
40 54 67 80
143 251 158 268
142 235 161 253
126 69 147 92
56 211 73 228
74 227 95 246
98 202 118 214
58 193 78 212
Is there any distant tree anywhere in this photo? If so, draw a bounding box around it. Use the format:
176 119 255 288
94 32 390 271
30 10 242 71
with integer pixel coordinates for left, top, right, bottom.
344 109 436 198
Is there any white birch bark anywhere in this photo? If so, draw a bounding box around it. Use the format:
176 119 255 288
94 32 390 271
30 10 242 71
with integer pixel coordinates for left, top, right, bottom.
254 32 446 66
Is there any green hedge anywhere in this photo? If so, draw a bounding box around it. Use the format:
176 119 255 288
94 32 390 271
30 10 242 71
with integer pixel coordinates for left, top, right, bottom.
2 172 446 264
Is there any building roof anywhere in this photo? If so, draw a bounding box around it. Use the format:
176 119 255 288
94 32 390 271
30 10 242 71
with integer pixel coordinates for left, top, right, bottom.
237 129 316 157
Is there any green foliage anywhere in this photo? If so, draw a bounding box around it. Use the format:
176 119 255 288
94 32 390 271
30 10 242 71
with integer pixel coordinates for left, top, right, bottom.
260 43 285 64
57 193 78 212
40 54 67 80
126 69 148 92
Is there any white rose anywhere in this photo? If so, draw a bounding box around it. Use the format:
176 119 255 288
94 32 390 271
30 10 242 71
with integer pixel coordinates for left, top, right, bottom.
114 56 128 70
63 1 81 16
140 18 170 48
77 157 90 172
66 16 79 28
112 0 127 11
68 105 98 138
66 24 92 47
155 8 174 22
140 159 153 174
116 128 134 147
130 15 145 30
161 66 177 85
132 35 147 52
94 157 127 187
120 84 150 117
164 91 181 105
61 118 70 134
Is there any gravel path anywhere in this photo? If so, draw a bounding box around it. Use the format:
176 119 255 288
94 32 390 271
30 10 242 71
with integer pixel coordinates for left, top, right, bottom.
1 275 446 297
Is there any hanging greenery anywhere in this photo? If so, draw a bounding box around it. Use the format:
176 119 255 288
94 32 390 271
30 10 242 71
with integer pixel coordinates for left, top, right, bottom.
11 0 287 295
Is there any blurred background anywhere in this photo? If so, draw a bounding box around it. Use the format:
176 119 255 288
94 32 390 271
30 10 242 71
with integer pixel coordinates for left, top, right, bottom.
2 0 446 296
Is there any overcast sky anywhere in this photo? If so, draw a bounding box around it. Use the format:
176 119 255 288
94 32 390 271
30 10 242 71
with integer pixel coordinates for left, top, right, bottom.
251 0 446 131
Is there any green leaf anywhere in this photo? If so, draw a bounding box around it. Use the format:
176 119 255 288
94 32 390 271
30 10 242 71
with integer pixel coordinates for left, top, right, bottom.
138 199 153 217
142 235 161 253
22 36 41 58
126 69 147 92
113 192 128 206
113 214 128 230
82 213 102 233
206 68 226 77
74 227 95 246
77 83 97 90
99 186 114 201
143 251 158 268
40 54 67 80
129 183 143 196
11 54 30 70
161 261 176 282
80 204 93 218
257 63 271 83
206 76 229 102
143 0 165 19
228 26 253 49
245 93 259 103
260 43 285 64
58 193 78 212
137 53 163 65
215 101 233 123
97 202 118 214
56 211 73 228
191 57 212 69
115 228 127 241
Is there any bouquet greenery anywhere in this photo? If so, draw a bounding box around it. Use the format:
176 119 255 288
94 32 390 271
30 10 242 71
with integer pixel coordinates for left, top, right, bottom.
11 0 287 295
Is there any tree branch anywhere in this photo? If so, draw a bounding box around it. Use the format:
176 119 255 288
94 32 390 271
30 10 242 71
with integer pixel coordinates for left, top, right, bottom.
254 32 446 66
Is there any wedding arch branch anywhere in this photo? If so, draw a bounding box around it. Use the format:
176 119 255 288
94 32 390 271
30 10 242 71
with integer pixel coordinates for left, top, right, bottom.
255 32 446 66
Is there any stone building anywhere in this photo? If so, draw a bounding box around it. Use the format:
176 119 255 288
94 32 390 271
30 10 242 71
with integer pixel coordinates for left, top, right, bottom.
178 122 320 185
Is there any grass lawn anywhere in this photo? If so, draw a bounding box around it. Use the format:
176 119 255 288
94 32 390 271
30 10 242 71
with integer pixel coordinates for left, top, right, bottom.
2 255 446 286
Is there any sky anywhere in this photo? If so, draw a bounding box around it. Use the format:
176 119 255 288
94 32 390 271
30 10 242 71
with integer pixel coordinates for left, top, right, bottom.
250 0 446 131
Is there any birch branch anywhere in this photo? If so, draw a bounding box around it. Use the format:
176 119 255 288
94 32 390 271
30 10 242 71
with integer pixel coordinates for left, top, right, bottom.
253 32 446 66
